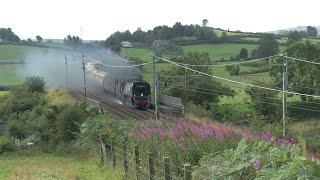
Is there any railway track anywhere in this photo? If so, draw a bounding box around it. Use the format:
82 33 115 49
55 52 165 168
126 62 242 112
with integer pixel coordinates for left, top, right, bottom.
71 91 154 120
70 90 179 122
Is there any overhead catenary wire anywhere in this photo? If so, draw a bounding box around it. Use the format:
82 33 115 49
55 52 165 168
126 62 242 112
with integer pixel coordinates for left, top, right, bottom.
282 55 320 66
174 54 279 67
155 55 320 98
86 55 158 68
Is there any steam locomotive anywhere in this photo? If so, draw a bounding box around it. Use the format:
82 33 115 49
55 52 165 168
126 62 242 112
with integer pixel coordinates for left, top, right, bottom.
85 62 151 109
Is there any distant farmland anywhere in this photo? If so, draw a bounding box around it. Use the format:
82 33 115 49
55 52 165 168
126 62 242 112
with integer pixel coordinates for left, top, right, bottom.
0 45 48 60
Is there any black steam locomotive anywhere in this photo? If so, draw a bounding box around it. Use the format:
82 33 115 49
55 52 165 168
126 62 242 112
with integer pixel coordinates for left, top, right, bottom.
86 62 151 109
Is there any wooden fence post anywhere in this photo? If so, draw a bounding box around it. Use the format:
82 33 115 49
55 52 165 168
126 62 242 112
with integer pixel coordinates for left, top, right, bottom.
184 164 192 180
111 138 116 169
122 140 129 175
101 142 107 165
148 152 154 180
134 145 141 179
164 156 171 180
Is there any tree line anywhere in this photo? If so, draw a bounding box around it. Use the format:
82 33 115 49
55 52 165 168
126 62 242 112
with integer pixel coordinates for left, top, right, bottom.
104 20 217 52
0 28 20 42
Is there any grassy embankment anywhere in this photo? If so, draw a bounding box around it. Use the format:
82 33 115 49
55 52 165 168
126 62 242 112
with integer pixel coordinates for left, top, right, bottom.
0 153 123 180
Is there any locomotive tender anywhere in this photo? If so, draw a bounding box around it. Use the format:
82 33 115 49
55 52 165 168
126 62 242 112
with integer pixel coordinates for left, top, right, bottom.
86 62 151 109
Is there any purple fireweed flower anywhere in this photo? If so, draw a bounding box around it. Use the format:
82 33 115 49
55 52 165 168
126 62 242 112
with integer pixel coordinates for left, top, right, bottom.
139 132 147 141
262 131 272 141
253 160 262 170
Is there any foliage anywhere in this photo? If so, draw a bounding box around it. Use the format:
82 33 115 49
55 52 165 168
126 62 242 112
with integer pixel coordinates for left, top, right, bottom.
0 28 20 42
63 35 82 48
287 31 302 45
105 21 217 46
81 115 132 143
252 34 279 58
226 64 240 75
0 77 87 152
245 84 281 122
25 76 45 93
160 52 234 104
211 103 252 125
194 139 320 179
270 41 320 101
239 48 248 59
307 26 318 38
0 136 14 154
55 104 86 143
129 120 297 177
35 35 43 43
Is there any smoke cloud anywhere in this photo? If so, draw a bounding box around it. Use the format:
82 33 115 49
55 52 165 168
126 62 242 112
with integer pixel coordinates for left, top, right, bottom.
18 45 143 92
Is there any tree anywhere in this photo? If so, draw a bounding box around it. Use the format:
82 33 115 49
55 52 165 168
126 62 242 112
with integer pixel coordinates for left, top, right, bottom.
27 38 33 43
63 35 82 48
132 28 146 42
252 34 279 58
36 35 43 43
196 27 216 40
270 41 320 101
202 19 208 27
160 52 234 104
287 31 302 45
0 28 20 42
220 32 228 42
307 26 318 38
245 84 281 122
226 64 240 75
239 48 248 59
172 22 185 37
25 76 45 93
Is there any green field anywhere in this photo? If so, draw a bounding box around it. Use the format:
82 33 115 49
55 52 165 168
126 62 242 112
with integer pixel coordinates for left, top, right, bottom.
0 64 26 85
0 45 51 85
0 45 48 60
213 29 249 37
182 43 258 60
0 91 10 97
121 47 153 62
0 153 123 180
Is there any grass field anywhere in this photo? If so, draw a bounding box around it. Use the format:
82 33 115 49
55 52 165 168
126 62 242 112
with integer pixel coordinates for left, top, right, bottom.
0 45 48 60
0 91 10 97
182 43 258 60
0 153 123 180
213 29 249 37
0 64 26 85
121 47 153 62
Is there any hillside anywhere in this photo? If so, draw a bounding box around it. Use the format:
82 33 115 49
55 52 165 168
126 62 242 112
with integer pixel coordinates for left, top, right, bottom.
270 25 320 35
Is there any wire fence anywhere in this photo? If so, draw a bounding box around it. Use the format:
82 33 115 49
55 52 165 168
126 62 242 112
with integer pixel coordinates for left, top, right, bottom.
96 139 195 180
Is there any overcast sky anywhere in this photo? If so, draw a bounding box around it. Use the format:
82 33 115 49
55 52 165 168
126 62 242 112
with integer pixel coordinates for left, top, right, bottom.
0 0 319 40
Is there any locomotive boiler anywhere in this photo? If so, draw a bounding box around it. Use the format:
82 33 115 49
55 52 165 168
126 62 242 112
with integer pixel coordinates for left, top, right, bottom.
86 62 151 109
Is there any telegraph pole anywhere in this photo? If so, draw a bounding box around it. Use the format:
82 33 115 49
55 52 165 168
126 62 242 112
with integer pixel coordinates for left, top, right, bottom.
184 64 187 91
64 56 69 91
152 54 158 121
82 52 87 101
282 56 288 137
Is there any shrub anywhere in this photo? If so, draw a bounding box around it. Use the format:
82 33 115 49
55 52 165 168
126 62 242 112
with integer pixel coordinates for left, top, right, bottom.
25 76 45 93
194 139 320 179
226 64 240 75
55 104 86 143
0 136 15 154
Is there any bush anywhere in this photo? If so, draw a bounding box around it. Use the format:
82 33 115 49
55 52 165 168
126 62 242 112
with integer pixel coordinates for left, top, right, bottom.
25 76 45 93
226 64 240 75
0 136 15 154
194 139 320 179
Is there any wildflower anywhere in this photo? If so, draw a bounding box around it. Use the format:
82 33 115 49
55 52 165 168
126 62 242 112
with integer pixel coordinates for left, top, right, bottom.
253 159 262 170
